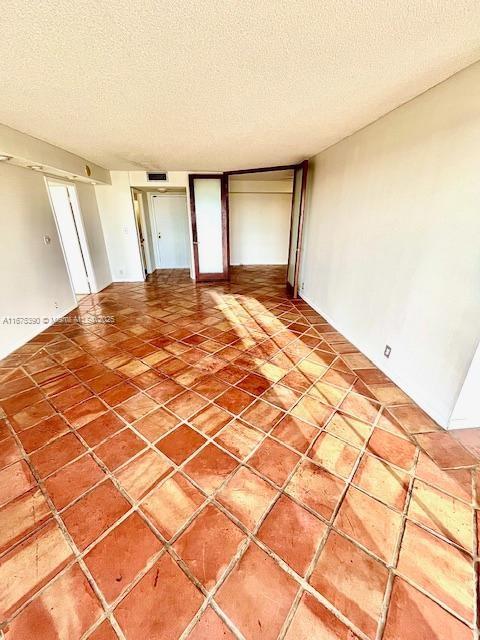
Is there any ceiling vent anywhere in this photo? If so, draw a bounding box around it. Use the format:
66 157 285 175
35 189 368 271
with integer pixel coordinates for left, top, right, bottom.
147 172 168 182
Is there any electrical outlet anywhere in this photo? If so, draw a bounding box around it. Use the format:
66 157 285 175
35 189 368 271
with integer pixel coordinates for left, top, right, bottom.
119 268 124 276
384 344 391 358
54 301 59 309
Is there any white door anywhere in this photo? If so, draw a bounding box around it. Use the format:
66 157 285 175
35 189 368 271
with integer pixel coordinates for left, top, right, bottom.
48 184 91 295
151 195 190 268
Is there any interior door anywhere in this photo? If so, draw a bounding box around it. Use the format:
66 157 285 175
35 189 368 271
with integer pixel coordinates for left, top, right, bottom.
48 184 91 295
132 193 147 276
189 174 229 281
287 160 308 298
152 194 190 268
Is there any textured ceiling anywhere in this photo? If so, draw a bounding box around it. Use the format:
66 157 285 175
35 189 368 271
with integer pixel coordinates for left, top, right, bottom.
1 1 480 171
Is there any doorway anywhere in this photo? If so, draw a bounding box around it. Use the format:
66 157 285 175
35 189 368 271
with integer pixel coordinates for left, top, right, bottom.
228 169 294 266
223 161 308 297
132 190 151 276
149 191 190 269
46 180 93 298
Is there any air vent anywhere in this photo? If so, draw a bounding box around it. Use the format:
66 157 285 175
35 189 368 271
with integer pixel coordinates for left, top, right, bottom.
147 172 168 182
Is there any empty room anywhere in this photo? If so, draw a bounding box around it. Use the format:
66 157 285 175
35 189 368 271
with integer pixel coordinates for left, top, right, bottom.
0 2 480 639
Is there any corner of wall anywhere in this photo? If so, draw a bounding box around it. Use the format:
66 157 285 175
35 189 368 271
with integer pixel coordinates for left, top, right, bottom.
94 173 145 283
447 341 480 429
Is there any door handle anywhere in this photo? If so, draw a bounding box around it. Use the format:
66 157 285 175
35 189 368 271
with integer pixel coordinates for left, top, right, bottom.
158 233 161 239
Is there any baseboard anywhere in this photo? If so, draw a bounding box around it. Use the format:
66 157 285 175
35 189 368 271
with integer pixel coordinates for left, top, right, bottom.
230 262 288 266
301 290 449 429
448 417 479 430
91 279 113 293
0 301 78 361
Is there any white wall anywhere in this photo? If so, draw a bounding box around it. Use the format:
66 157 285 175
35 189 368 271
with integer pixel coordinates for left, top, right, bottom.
301 62 480 428
95 172 144 282
0 163 76 359
449 343 480 429
229 180 292 265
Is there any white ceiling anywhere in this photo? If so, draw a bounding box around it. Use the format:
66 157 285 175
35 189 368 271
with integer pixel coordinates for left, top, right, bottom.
1 1 479 171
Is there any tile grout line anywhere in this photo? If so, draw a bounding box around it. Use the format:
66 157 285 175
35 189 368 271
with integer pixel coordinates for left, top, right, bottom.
375 445 420 640
0 411 128 640
278 399 383 640
5 360 477 635
1 273 478 639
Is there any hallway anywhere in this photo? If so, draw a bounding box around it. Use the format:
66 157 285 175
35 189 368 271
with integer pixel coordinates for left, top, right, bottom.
0 267 478 639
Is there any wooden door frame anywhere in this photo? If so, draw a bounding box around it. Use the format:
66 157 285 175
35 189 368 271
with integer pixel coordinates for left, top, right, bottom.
225 163 298 277
133 190 154 274
225 162 308 298
224 163 299 177
286 160 308 299
188 162 308 290
130 189 150 276
188 173 229 281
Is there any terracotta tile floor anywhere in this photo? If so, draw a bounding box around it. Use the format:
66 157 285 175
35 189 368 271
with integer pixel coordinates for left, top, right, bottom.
0 265 479 640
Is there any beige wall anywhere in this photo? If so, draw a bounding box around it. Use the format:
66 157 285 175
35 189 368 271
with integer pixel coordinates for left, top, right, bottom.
0 164 113 359
449 342 480 429
95 172 145 282
97 171 200 281
301 62 480 428
0 163 76 358
229 180 293 265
